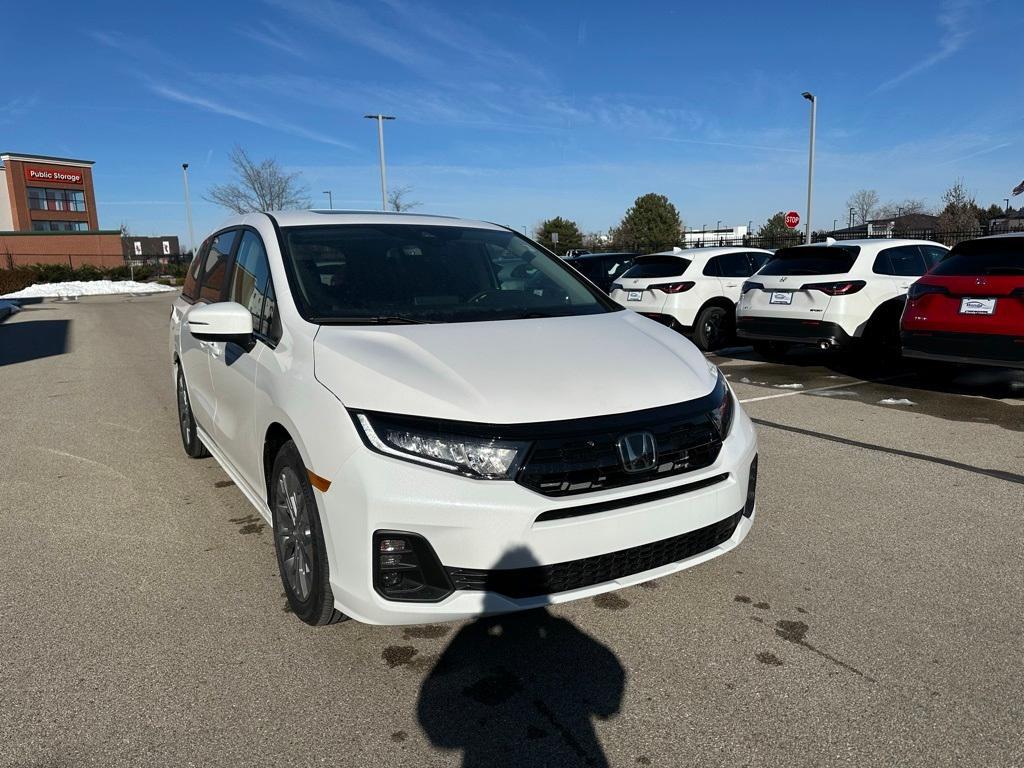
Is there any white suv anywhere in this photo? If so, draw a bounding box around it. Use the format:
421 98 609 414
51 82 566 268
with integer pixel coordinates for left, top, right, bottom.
736 238 948 357
170 211 758 626
609 247 773 350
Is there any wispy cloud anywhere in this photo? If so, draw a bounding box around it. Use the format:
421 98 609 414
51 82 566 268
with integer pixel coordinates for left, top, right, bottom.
874 0 978 92
653 135 802 154
238 21 311 60
0 94 38 124
936 141 1012 165
148 83 355 149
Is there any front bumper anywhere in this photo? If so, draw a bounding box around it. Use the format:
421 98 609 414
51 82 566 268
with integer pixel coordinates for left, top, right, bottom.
317 407 758 624
901 330 1024 369
737 316 853 347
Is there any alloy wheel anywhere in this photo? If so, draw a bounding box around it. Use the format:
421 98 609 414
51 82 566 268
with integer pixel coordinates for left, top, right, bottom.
275 467 314 601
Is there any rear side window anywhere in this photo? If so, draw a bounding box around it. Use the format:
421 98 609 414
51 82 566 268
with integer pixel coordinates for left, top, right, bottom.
621 256 690 279
199 230 238 302
748 252 771 271
702 258 721 277
228 231 278 341
921 245 949 270
874 245 927 276
759 246 860 276
930 238 1024 276
181 240 209 301
717 251 754 277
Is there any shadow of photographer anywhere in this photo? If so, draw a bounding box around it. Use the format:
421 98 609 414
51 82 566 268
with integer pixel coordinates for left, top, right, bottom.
417 547 624 767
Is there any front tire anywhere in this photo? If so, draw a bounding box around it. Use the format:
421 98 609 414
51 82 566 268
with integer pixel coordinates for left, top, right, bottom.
271 441 346 626
692 305 732 351
176 365 209 459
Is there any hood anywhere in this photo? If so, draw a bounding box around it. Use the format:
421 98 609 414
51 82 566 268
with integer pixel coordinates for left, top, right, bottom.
313 311 718 424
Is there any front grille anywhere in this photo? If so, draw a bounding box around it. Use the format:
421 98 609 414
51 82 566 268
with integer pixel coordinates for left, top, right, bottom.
447 510 742 598
517 406 722 497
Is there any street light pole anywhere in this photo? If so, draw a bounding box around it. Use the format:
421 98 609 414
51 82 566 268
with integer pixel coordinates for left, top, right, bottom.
1005 198 1011 213
802 92 817 245
181 163 195 258
364 114 396 210
323 190 333 209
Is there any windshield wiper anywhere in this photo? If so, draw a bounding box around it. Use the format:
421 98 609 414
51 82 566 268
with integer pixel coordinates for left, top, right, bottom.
311 316 429 325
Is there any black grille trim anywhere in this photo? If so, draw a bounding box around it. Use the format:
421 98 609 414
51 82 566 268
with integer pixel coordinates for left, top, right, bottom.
447 510 742 598
535 473 729 522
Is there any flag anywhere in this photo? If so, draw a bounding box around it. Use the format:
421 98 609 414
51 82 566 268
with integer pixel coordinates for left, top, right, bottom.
1013 179 1024 196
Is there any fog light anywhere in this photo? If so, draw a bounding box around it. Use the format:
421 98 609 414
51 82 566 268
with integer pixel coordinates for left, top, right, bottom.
381 572 402 588
744 455 758 518
372 531 453 603
380 554 403 568
379 538 407 553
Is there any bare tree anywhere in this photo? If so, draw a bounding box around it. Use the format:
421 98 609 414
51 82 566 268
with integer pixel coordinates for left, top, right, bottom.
205 145 310 213
875 198 929 218
387 185 422 212
846 189 880 224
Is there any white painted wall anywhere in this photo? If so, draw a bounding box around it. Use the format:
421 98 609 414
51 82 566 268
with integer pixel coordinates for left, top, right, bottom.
0 167 14 231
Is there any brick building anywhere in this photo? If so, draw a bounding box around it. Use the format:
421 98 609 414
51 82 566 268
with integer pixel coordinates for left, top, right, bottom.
0 152 122 268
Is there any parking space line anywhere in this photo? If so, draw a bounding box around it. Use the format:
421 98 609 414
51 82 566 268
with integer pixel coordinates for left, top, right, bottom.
737 375 912 404
751 417 1024 486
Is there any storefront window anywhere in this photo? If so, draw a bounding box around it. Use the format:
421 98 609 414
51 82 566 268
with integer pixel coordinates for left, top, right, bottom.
31 220 89 232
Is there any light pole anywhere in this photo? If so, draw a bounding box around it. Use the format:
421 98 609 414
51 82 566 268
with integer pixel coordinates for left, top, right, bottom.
364 114 395 210
323 190 333 210
833 218 838 232
849 207 855 228
1005 198 1011 213
181 163 195 258
802 92 817 245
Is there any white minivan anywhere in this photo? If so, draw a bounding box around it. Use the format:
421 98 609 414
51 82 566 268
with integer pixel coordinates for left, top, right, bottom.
170 211 758 626
609 247 773 350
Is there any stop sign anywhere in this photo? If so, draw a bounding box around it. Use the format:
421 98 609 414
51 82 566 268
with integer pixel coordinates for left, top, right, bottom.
784 211 800 229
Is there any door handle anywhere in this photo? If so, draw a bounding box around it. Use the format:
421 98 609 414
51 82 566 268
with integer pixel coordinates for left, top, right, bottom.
724 283 739 288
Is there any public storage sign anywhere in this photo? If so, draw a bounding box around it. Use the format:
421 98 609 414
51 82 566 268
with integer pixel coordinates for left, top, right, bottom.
23 164 84 185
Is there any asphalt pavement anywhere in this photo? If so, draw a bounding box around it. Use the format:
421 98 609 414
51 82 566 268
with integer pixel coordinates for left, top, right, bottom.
1 293 1022 767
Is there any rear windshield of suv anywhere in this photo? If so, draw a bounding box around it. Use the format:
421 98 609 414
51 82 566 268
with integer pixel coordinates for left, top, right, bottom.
758 246 860 276
620 256 690 279
928 238 1024 276
279 224 619 324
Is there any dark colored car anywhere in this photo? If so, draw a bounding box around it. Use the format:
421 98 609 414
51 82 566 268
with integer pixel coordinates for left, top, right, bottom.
565 252 638 293
901 234 1024 368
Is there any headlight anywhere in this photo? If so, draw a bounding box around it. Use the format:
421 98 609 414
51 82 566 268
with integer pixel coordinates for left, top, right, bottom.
354 413 530 479
709 370 734 439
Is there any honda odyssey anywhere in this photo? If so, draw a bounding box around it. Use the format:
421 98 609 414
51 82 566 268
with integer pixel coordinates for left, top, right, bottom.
170 212 758 625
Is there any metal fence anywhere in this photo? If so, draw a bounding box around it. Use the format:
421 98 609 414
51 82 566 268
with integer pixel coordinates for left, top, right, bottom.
588 224 1023 254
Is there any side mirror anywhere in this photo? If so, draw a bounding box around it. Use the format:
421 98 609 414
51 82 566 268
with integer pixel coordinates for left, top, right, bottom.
187 302 254 348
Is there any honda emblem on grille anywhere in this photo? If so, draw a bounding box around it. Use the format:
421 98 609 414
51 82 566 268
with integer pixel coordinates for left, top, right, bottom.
616 431 657 473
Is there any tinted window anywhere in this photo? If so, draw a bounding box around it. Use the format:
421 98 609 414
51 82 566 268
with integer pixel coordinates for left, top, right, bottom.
929 238 1024 276
875 245 926 276
717 251 753 277
280 224 614 324
759 246 860 276
621 256 690 279
181 240 208 301
748 252 771 272
228 231 276 338
920 245 949 270
199 230 238 302
702 258 721 277
602 256 633 279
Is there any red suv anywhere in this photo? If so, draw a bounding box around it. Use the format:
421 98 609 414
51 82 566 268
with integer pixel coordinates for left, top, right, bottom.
901 234 1024 369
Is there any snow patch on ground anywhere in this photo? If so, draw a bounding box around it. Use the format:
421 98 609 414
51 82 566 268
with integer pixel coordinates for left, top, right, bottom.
878 397 917 406
774 383 804 389
1 280 177 299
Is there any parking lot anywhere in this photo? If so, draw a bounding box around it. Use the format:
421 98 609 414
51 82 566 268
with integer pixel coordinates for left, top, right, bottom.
1 292 1022 767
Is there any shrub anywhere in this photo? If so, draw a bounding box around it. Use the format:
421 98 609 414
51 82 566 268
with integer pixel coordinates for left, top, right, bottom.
0 268 39 295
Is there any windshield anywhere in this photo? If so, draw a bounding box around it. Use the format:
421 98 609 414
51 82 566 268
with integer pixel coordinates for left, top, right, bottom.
279 224 618 324
758 246 860 276
929 238 1024 276
620 255 690 279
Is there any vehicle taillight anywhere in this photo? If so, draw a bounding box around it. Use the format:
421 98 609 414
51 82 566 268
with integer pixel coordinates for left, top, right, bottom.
802 280 866 296
907 283 949 300
741 281 764 293
652 281 695 293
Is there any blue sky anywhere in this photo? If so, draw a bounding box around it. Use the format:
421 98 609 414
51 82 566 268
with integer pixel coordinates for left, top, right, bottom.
3 0 1021 244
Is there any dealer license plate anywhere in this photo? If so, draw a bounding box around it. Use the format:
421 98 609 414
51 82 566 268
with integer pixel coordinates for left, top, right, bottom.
959 297 996 315
770 291 793 305
627 291 643 301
